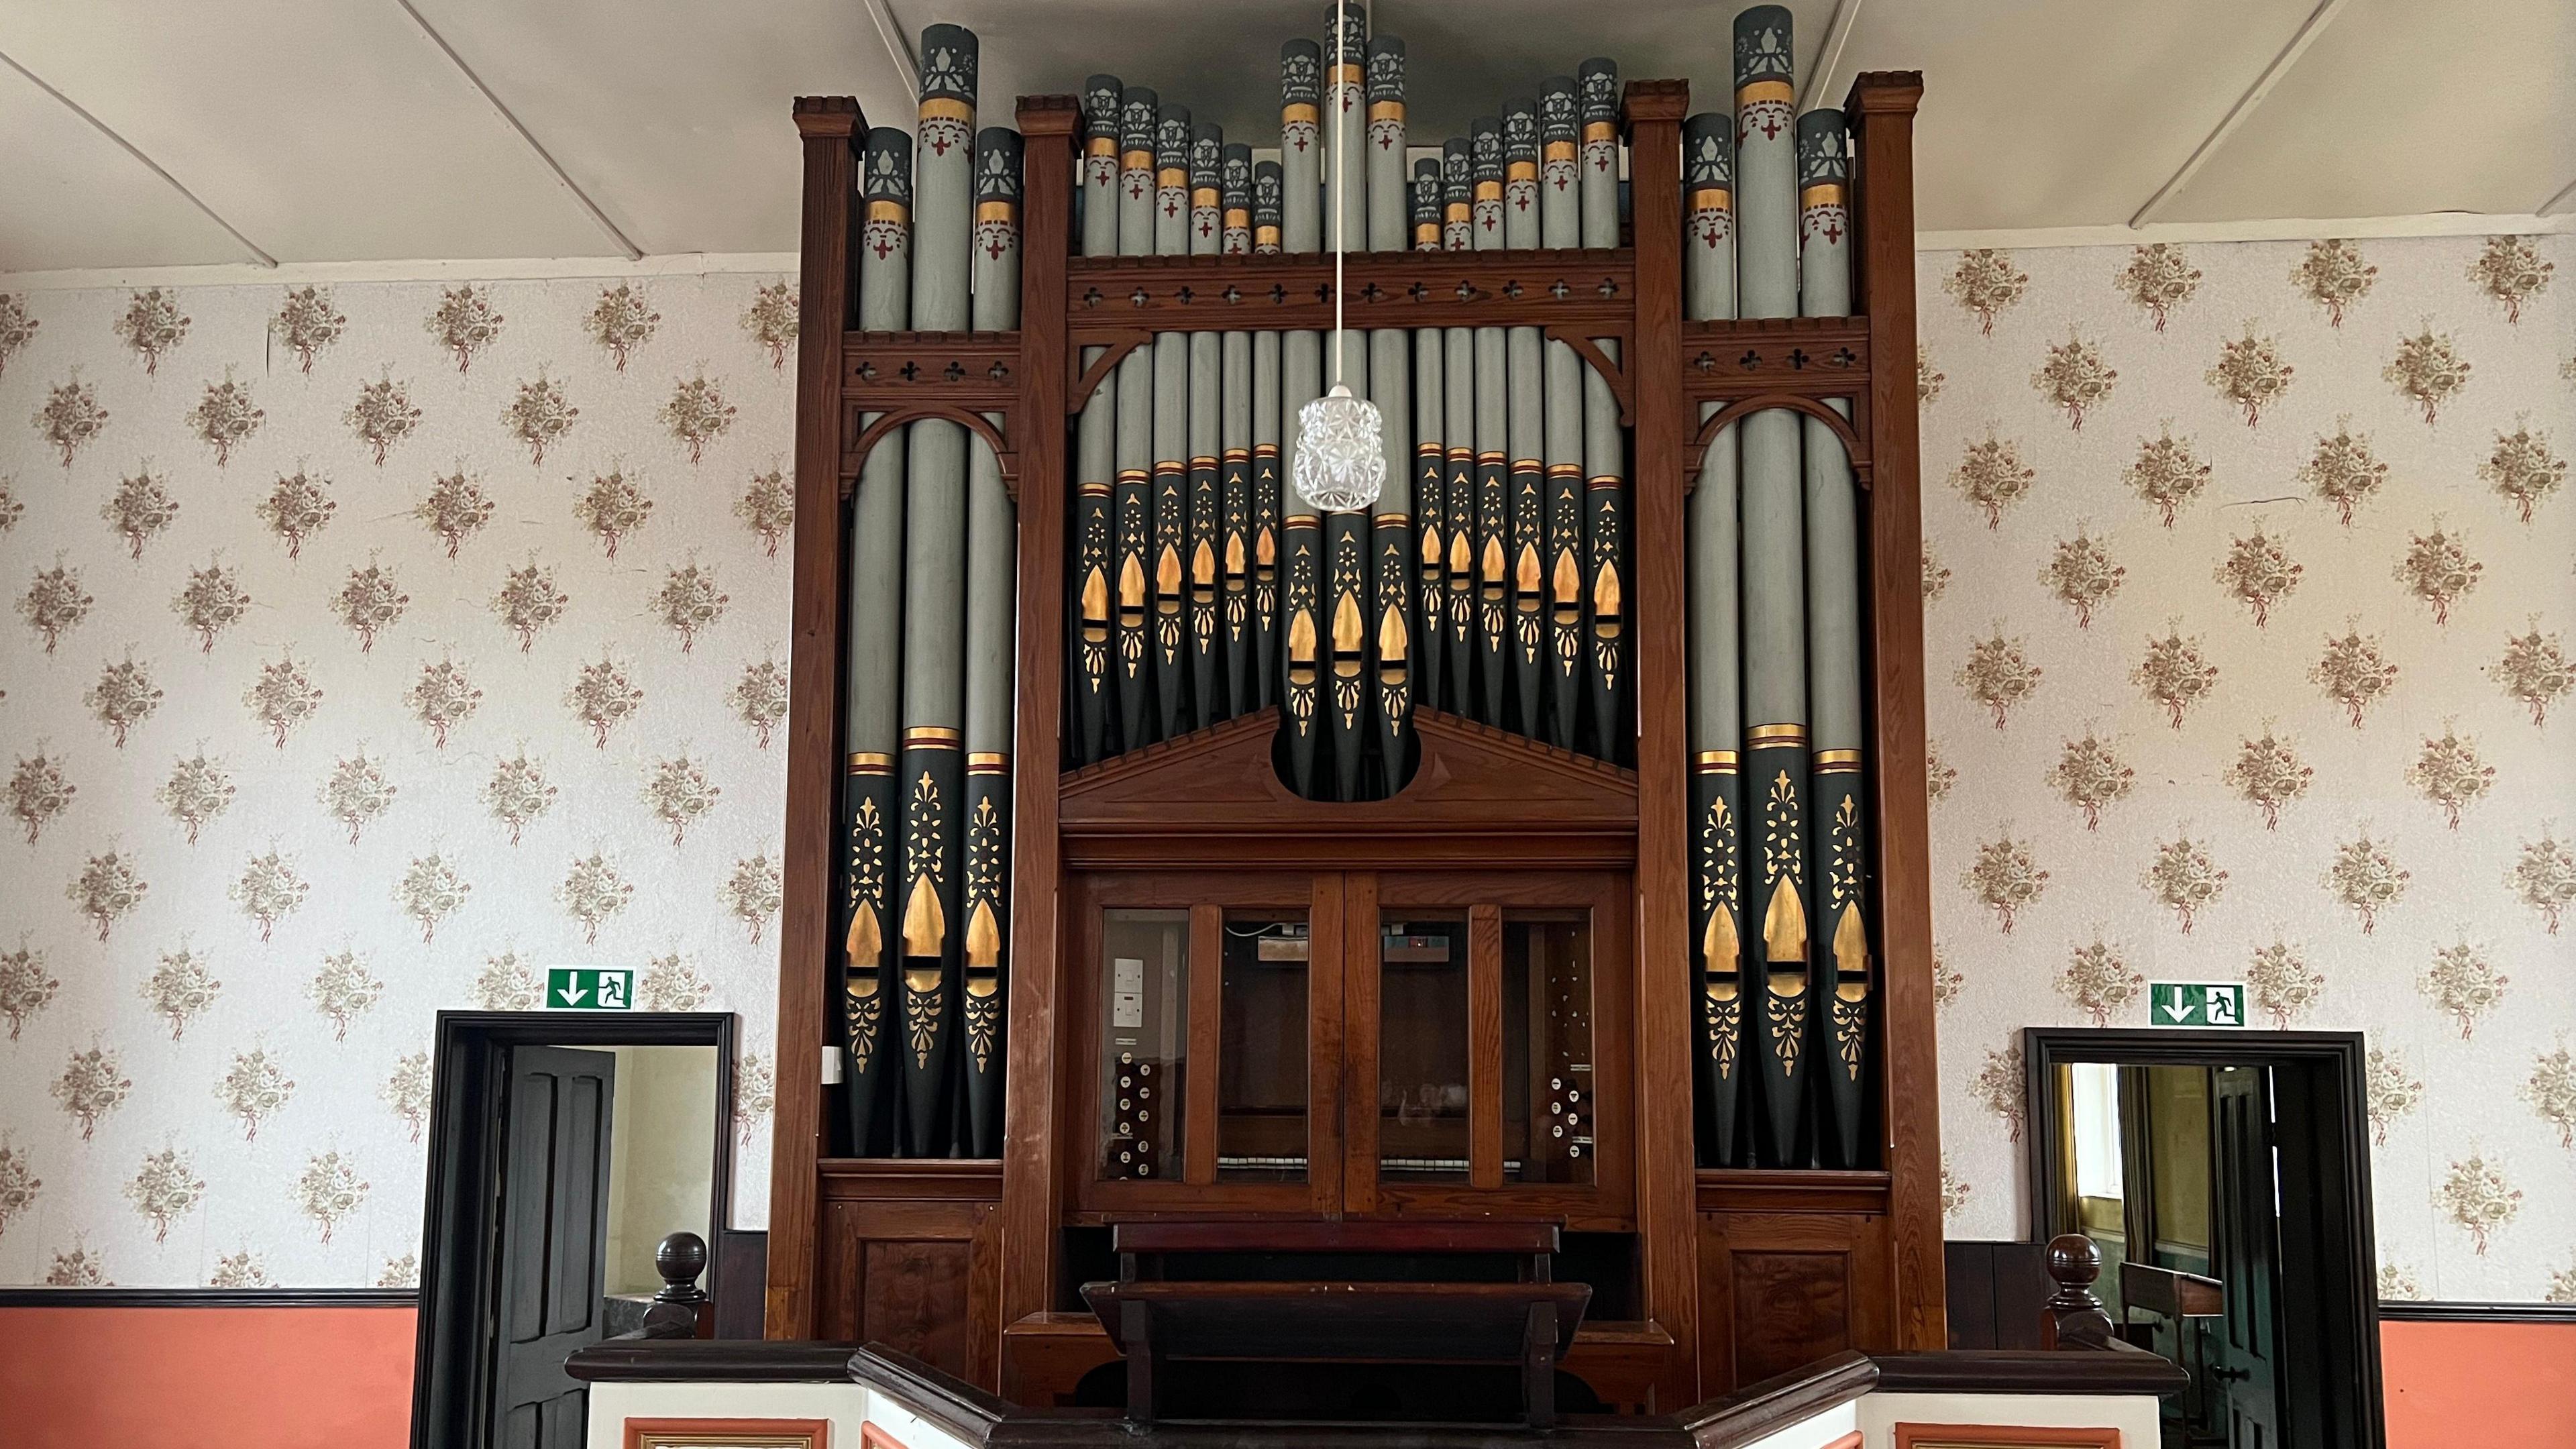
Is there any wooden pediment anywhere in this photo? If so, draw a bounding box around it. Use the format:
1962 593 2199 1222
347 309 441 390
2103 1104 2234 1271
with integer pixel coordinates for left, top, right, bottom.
1058 707 1637 869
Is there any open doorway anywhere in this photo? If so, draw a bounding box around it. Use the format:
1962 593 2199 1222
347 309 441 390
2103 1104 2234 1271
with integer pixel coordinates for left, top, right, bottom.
411 1010 737 1449
2023 1028 2384 1449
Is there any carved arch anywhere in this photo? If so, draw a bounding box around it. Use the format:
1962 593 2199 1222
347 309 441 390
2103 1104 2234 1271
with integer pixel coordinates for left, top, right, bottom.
1682 394 1870 490
842 405 1018 499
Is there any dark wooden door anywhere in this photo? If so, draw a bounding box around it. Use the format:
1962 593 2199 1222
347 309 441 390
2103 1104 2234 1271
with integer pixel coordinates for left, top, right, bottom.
491 1046 616 1449
2210 1064 2283 1449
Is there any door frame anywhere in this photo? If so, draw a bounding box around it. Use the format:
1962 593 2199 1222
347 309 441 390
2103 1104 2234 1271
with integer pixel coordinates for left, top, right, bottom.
411 1010 738 1449
2021 1027 2384 1449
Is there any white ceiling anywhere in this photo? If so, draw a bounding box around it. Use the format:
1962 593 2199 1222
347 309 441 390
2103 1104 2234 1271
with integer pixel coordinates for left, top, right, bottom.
1 0 2569 275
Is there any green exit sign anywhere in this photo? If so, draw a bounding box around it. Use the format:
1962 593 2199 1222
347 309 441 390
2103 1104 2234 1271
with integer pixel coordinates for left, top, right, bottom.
2151 981 2245 1028
547 967 634 1010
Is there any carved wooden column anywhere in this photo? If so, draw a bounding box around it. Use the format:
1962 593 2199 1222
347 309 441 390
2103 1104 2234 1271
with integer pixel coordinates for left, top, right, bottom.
1848 70 1945 1353
1621 76 1698 1409
768 95 863 1339
998 93 1080 1350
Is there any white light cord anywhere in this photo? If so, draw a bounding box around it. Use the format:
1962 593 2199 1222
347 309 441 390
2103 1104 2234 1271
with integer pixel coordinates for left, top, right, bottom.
1330 0 1346 388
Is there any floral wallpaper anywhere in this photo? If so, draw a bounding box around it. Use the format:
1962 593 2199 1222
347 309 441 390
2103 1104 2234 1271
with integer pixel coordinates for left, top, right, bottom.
3 234 2571 1303
1921 233 2576 1305
0 274 797 1289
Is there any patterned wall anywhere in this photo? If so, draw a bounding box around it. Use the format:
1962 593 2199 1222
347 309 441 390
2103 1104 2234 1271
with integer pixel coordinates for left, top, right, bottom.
2 233 2570 1299
0 275 796 1288
1919 233 2576 1305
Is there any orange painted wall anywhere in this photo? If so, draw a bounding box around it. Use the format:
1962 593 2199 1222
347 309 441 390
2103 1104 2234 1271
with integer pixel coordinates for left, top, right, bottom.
0 1306 2565 1445
0 1306 415 1449
2381 1319 2576 1449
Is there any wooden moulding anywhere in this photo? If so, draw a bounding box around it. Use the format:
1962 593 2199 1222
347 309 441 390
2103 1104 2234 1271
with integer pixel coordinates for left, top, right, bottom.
1056 707 1637 869
1694 1169 1892 1216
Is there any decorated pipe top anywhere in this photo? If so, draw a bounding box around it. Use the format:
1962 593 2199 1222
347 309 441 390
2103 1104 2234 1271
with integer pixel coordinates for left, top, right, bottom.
1190 123 1223 190
918 23 978 104
863 127 913 205
1120 87 1158 157
1324 0 1368 69
1577 56 1618 125
1083 74 1121 142
1368 34 1405 104
1503 102 1539 167
975 127 1023 204
1411 157 1442 248
1155 105 1190 174
1254 159 1284 251
1471 119 1503 183
1280 39 1322 108
1733 6 1794 89
1797 108 1848 186
1686 111 1734 190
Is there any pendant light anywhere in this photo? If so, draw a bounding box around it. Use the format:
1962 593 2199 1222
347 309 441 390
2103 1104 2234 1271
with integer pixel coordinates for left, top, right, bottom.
1291 0 1386 515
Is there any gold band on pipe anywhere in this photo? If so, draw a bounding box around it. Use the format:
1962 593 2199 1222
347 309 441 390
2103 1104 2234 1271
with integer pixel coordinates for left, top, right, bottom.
1693 750 1741 770
904 727 963 748
920 97 972 122
1282 103 1320 126
975 201 1015 224
1544 140 1578 164
1748 722 1807 745
1368 101 1402 123
1582 121 1617 144
1813 748 1864 773
1690 187 1733 213
1735 79 1792 106
1087 137 1116 158
1122 149 1153 171
866 201 909 223
847 752 896 772
1801 183 1847 208
967 752 1010 772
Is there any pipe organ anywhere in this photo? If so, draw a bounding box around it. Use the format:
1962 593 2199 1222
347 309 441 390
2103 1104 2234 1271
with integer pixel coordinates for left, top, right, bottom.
773 0 1943 1413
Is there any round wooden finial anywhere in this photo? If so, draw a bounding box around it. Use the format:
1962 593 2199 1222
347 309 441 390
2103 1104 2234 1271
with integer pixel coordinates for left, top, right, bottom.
654 1230 709 1302
2045 1232 2100 1288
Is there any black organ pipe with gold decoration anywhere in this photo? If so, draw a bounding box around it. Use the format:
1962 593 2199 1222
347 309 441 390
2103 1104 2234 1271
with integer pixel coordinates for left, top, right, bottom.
1278 41 1325 796
959 124 1020 1158
1470 116 1509 727
1365 33 1413 794
1112 85 1157 755
1151 103 1192 742
1187 121 1226 733
1538 77 1583 752
1733 5 1811 1167
1440 140 1477 718
841 125 911 1157
1503 99 1546 739
1576 56 1625 763
1220 146 1257 716
1409 158 1446 717
1320 17 1371 801
1800 105 1872 1169
1071 77 1120 767
898 22 977 1157
1252 160 1285 710
1683 108 1748 1168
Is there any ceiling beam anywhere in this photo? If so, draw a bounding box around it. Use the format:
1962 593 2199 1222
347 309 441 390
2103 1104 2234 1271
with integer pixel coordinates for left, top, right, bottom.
865 0 920 97
394 0 642 261
0 45 277 268
1799 0 1864 114
2539 176 2576 217
2128 0 2347 228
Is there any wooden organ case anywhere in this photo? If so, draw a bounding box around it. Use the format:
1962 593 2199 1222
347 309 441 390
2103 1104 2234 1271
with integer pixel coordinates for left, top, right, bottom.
767 71 1943 1413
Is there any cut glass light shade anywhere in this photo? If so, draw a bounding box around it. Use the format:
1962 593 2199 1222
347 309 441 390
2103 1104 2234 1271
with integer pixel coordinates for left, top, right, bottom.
1292 384 1386 513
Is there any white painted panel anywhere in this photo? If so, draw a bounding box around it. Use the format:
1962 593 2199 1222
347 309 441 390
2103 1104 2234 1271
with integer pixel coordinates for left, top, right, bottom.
0 60 252 270
2161 0 2576 221
1836 0 2324 231
405 0 907 257
0 0 613 261
1861 1391 2163 1447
